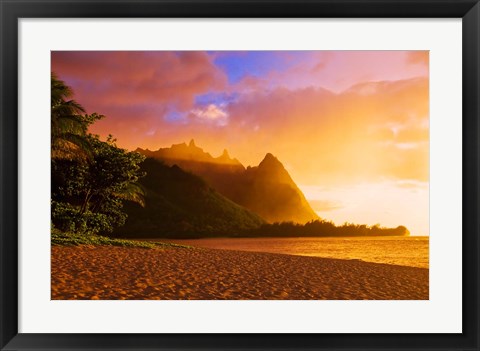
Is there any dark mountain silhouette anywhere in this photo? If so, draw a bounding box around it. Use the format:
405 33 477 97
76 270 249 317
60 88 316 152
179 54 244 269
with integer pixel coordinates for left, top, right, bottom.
112 158 264 239
137 139 245 174
137 141 319 224
232 153 319 223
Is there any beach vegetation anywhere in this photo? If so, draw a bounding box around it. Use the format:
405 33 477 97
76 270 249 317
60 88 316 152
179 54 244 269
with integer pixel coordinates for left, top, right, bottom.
51 228 190 249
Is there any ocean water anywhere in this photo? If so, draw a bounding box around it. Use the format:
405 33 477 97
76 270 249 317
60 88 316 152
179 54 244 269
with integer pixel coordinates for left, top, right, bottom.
167 236 429 269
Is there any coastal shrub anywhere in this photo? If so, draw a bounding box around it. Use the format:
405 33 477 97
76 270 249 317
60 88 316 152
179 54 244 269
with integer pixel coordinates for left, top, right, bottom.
51 201 125 235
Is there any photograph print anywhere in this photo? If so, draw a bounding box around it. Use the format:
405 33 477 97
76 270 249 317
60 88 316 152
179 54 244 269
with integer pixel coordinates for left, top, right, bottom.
51 51 429 300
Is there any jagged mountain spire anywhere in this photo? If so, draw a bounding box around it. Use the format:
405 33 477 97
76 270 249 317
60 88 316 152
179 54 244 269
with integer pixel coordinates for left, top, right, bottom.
139 140 244 167
136 141 318 224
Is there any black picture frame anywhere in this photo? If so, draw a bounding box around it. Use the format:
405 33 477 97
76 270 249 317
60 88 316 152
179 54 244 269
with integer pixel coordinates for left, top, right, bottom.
1 0 478 350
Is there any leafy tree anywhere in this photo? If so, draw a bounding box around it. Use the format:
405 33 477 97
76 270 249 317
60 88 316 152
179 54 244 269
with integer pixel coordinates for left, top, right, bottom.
52 135 146 235
51 75 145 235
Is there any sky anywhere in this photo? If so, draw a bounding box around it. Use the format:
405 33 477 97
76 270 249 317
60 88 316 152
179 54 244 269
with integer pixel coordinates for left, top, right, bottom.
52 51 429 235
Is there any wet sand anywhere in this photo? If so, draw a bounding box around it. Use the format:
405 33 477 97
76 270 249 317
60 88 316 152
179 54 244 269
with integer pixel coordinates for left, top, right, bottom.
51 246 429 300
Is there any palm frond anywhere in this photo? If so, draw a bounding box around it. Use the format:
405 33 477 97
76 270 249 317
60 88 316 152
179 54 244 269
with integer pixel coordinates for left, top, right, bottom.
51 73 75 101
114 183 146 207
51 74 85 119
51 74 93 162
52 133 93 160
51 114 86 137
53 98 85 111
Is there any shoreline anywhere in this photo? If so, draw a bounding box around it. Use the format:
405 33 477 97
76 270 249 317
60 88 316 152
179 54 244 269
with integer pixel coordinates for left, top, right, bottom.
147 236 429 269
133 235 424 240
52 245 429 300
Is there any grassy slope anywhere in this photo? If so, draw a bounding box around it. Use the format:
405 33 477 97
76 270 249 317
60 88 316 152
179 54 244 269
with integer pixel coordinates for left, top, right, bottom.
113 158 265 238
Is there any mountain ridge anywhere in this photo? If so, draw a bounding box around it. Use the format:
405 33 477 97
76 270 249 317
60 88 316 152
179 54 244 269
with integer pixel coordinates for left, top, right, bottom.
113 158 265 239
137 141 319 224
136 139 244 168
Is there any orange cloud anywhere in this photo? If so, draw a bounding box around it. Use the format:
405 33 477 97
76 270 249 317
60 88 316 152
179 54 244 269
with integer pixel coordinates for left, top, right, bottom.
218 78 429 185
87 77 428 187
52 51 228 110
52 51 428 187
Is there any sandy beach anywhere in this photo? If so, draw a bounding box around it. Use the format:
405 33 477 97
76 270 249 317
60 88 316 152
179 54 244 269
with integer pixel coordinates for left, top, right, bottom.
51 246 429 300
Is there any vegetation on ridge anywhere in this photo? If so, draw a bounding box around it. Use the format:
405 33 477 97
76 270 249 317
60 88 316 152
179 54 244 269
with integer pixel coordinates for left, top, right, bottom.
112 157 265 239
137 144 319 224
244 220 410 238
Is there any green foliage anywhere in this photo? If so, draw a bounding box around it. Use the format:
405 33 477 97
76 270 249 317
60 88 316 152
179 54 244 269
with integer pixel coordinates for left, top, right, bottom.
52 136 145 235
51 227 191 249
51 201 124 235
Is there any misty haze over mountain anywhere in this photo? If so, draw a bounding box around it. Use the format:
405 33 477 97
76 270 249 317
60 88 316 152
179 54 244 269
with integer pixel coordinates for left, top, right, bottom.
136 140 319 224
